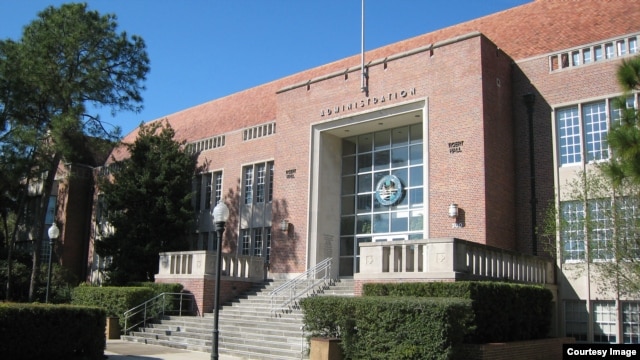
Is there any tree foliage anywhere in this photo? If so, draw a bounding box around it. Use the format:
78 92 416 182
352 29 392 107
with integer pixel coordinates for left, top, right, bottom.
0 3 149 300
96 121 199 285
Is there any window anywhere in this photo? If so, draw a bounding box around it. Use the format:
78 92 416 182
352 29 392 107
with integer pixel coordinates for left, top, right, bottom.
571 51 580 66
617 40 627 57
561 201 585 262
583 48 592 64
340 123 424 276
630 37 638 54
565 300 588 341
557 96 639 166
595 46 603 61
623 302 640 344
240 227 271 258
549 35 639 71
616 196 640 258
605 43 615 59
583 101 608 162
589 199 613 260
243 162 274 205
593 301 617 343
194 171 222 211
558 106 581 165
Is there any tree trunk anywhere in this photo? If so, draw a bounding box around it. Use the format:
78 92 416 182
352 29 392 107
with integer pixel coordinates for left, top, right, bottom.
28 152 61 302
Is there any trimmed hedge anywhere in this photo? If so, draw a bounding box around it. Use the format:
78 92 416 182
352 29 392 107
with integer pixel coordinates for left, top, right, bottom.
0 303 105 360
71 286 155 329
301 296 474 360
363 281 553 343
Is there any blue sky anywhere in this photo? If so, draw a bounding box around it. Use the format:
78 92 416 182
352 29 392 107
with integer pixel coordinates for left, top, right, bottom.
1 1 530 136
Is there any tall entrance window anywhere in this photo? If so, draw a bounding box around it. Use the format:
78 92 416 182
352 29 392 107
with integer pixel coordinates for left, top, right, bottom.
339 123 424 276
191 171 223 250
240 161 274 260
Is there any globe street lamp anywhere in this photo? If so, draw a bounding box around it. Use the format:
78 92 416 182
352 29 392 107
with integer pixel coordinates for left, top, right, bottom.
46 222 60 303
211 201 229 360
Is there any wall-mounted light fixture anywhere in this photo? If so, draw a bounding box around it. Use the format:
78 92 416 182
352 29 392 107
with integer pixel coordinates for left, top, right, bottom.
280 219 289 232
448 203 458 219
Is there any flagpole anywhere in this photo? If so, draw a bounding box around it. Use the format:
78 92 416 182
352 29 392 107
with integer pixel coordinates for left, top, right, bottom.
361 0 367 93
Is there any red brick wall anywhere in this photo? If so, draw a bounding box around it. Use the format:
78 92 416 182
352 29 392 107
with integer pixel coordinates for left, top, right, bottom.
275 34 516 257
155 276 256 315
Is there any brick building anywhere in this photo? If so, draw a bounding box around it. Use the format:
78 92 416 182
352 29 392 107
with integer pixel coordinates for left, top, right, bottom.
65 0 640 343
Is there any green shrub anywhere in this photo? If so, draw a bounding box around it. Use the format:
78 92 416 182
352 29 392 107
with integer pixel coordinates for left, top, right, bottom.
71 286 155 329
0 303 105 359
363 281 552 343
301 296 474 360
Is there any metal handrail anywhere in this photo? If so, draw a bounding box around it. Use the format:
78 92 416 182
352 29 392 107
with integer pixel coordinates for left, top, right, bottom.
269 258 332 314
123 292 198 334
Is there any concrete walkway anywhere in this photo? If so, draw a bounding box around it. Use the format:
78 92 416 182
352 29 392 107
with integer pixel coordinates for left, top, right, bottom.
105 340 242 360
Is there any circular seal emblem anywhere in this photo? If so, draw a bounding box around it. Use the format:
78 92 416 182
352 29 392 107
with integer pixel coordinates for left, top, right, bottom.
374 174 404 206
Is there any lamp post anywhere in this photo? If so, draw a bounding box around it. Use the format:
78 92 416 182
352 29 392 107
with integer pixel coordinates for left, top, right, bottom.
46 222 60 303
211 201 229 360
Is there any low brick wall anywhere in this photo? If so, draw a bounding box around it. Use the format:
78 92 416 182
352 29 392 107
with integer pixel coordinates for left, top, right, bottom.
459 337 575 360
155 275 257 315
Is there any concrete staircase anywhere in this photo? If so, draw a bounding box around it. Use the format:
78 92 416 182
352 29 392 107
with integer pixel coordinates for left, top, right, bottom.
122 279 354 359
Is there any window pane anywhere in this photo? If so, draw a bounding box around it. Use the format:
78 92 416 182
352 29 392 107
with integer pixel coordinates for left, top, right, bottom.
410 123 423 144
342 155 356 175
358 153 372 172
341 196 355 215
374 150 390 170
595 46 603 61
358 173 372 193
410 166 423 187
357 215 371 234
340 216 355 236
391 211 408 232
391 147 408 167
605 43 615 59
358 134 372 152
409 210 424 231
410 144 423 165
357 194 372 213
374 130 390 150
343 137 357 155
340 237 355 256
243 167 253 204
342 175 355 195
410 188 424 207
373 213 389 233
583 48 592 64
392 126 409 147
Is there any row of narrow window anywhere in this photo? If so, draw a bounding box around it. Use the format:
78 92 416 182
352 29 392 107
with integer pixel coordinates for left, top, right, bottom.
186 121 276 154
550 34 638 71
557 95 638 166
560 197 640 263
186 135 226 154
565 300 639 344
243 122 276 141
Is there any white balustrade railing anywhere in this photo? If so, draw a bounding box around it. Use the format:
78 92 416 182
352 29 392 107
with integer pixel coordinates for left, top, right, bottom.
157 250 265 281
356 238 554 285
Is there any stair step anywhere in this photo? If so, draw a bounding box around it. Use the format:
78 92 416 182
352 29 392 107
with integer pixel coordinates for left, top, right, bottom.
122 278 355 359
